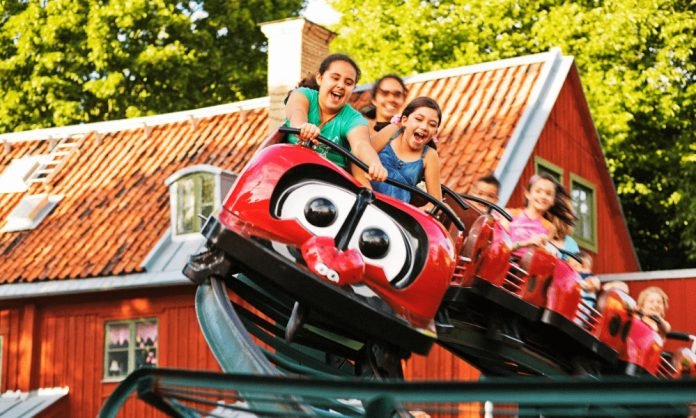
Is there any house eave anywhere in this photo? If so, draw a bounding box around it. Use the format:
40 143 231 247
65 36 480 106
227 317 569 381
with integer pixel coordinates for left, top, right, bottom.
0 271 192 300
598 268 696 282
495 47 574 205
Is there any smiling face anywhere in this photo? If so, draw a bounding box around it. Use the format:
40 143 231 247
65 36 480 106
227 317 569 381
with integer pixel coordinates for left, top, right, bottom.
372 77 406 122
525 178 556 215
401 107 439 151
640 291 666 318
316 60 357 116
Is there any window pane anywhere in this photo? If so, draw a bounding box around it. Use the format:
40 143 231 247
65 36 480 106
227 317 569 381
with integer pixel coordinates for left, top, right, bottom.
135 321 157 348
135 348 158 368
176 177 196 234
175 173 216 235
571 181 594 243
135 320 158 368
107 324 130 349
200 174 215 206
106 351 128 377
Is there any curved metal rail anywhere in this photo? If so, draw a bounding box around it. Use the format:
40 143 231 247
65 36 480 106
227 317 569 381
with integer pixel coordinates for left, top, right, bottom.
196 276 314 416
99 367 696 417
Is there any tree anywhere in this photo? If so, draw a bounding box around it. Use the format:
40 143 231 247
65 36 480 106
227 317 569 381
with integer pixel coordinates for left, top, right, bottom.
0 0 304 133
330 0 696 269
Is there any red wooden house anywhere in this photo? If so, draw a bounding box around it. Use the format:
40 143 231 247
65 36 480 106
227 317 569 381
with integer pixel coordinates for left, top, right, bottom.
0 17 645 417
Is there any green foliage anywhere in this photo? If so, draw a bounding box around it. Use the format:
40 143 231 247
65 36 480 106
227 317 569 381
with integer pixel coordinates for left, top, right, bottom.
0 0 304 132
331 0 696 269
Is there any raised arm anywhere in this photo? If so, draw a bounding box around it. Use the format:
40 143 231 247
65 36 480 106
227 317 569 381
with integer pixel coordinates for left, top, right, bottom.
285 91 320 141
346 124 388 185
370 123 400 153
423 148 442 201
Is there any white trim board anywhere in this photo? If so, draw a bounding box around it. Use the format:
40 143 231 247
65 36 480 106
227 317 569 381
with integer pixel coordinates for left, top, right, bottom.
599 268 696 282
0 271 192 300
495 49 574 205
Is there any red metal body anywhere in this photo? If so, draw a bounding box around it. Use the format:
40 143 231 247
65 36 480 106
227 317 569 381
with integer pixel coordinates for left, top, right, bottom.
516 248 556 306
544 259 582 322
619 317 664 375
592 289 634 354
470 217 513 288
218 144 455 332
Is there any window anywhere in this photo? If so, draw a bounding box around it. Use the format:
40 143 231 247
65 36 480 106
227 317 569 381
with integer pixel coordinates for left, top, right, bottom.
172 172 216 236
104 319 158 380
570 174 598 251
534 156 563 184
1 194 63 232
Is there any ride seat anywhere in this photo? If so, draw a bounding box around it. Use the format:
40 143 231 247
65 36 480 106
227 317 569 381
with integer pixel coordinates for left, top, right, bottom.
620 316 665 376
593 288 635 354
515 247 556 306
543 259 582 322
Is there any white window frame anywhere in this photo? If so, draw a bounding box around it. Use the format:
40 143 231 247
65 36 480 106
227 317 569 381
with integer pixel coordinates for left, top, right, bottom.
103 318 158 382
570 173 598 252
166 166 224 240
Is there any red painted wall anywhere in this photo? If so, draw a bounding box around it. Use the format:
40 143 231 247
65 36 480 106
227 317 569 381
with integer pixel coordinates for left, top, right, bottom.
506 66 639 274
2 286 220 418
0 308 22 392
404 346 482 417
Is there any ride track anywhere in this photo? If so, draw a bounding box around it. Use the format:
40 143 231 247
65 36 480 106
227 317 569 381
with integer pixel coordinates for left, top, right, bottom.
100 127 696 417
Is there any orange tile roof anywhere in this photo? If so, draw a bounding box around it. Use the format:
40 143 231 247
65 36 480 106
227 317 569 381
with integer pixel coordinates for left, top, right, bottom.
0 52 551 284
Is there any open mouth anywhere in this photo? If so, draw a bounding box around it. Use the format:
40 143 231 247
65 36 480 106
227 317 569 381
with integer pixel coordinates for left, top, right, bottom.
413 131 428 142
330 91 344 102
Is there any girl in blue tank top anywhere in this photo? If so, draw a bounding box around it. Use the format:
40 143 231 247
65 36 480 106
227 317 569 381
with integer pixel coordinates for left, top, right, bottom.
370 97 443 204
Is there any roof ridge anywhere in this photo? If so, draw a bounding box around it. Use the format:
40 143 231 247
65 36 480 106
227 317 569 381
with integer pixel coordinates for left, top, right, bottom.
354 48 565 93
0 97 270 145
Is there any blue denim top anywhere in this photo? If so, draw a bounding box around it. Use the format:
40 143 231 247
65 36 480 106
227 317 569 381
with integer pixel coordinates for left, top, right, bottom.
371 128 427 203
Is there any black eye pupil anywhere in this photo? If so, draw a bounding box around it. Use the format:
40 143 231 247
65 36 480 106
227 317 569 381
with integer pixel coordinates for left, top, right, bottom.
359 228 390 259
304 197 337 227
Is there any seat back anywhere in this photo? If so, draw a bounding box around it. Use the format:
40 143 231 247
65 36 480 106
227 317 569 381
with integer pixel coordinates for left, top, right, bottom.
593 289 635 353
543 259 582 322
619 317 664 375
516 247 556 306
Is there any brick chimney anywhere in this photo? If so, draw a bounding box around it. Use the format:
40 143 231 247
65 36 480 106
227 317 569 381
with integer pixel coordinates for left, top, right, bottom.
260 18 336 133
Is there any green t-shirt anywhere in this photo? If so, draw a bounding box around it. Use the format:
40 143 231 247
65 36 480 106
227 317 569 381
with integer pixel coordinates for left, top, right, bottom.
285 87 368 168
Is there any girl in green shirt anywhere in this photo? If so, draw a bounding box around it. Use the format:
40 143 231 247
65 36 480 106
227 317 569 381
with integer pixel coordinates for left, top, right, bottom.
285 54 387 187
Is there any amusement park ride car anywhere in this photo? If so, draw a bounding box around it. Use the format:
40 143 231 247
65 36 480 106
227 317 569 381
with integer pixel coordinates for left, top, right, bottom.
100 127 696 417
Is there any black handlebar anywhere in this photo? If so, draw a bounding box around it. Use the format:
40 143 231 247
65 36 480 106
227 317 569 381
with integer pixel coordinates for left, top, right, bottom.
278 126 466 231
445 187 512 221
546 242 583 264
666 331 695 341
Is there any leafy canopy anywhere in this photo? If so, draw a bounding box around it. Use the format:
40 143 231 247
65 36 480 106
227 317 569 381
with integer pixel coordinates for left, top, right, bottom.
0 0 304 132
